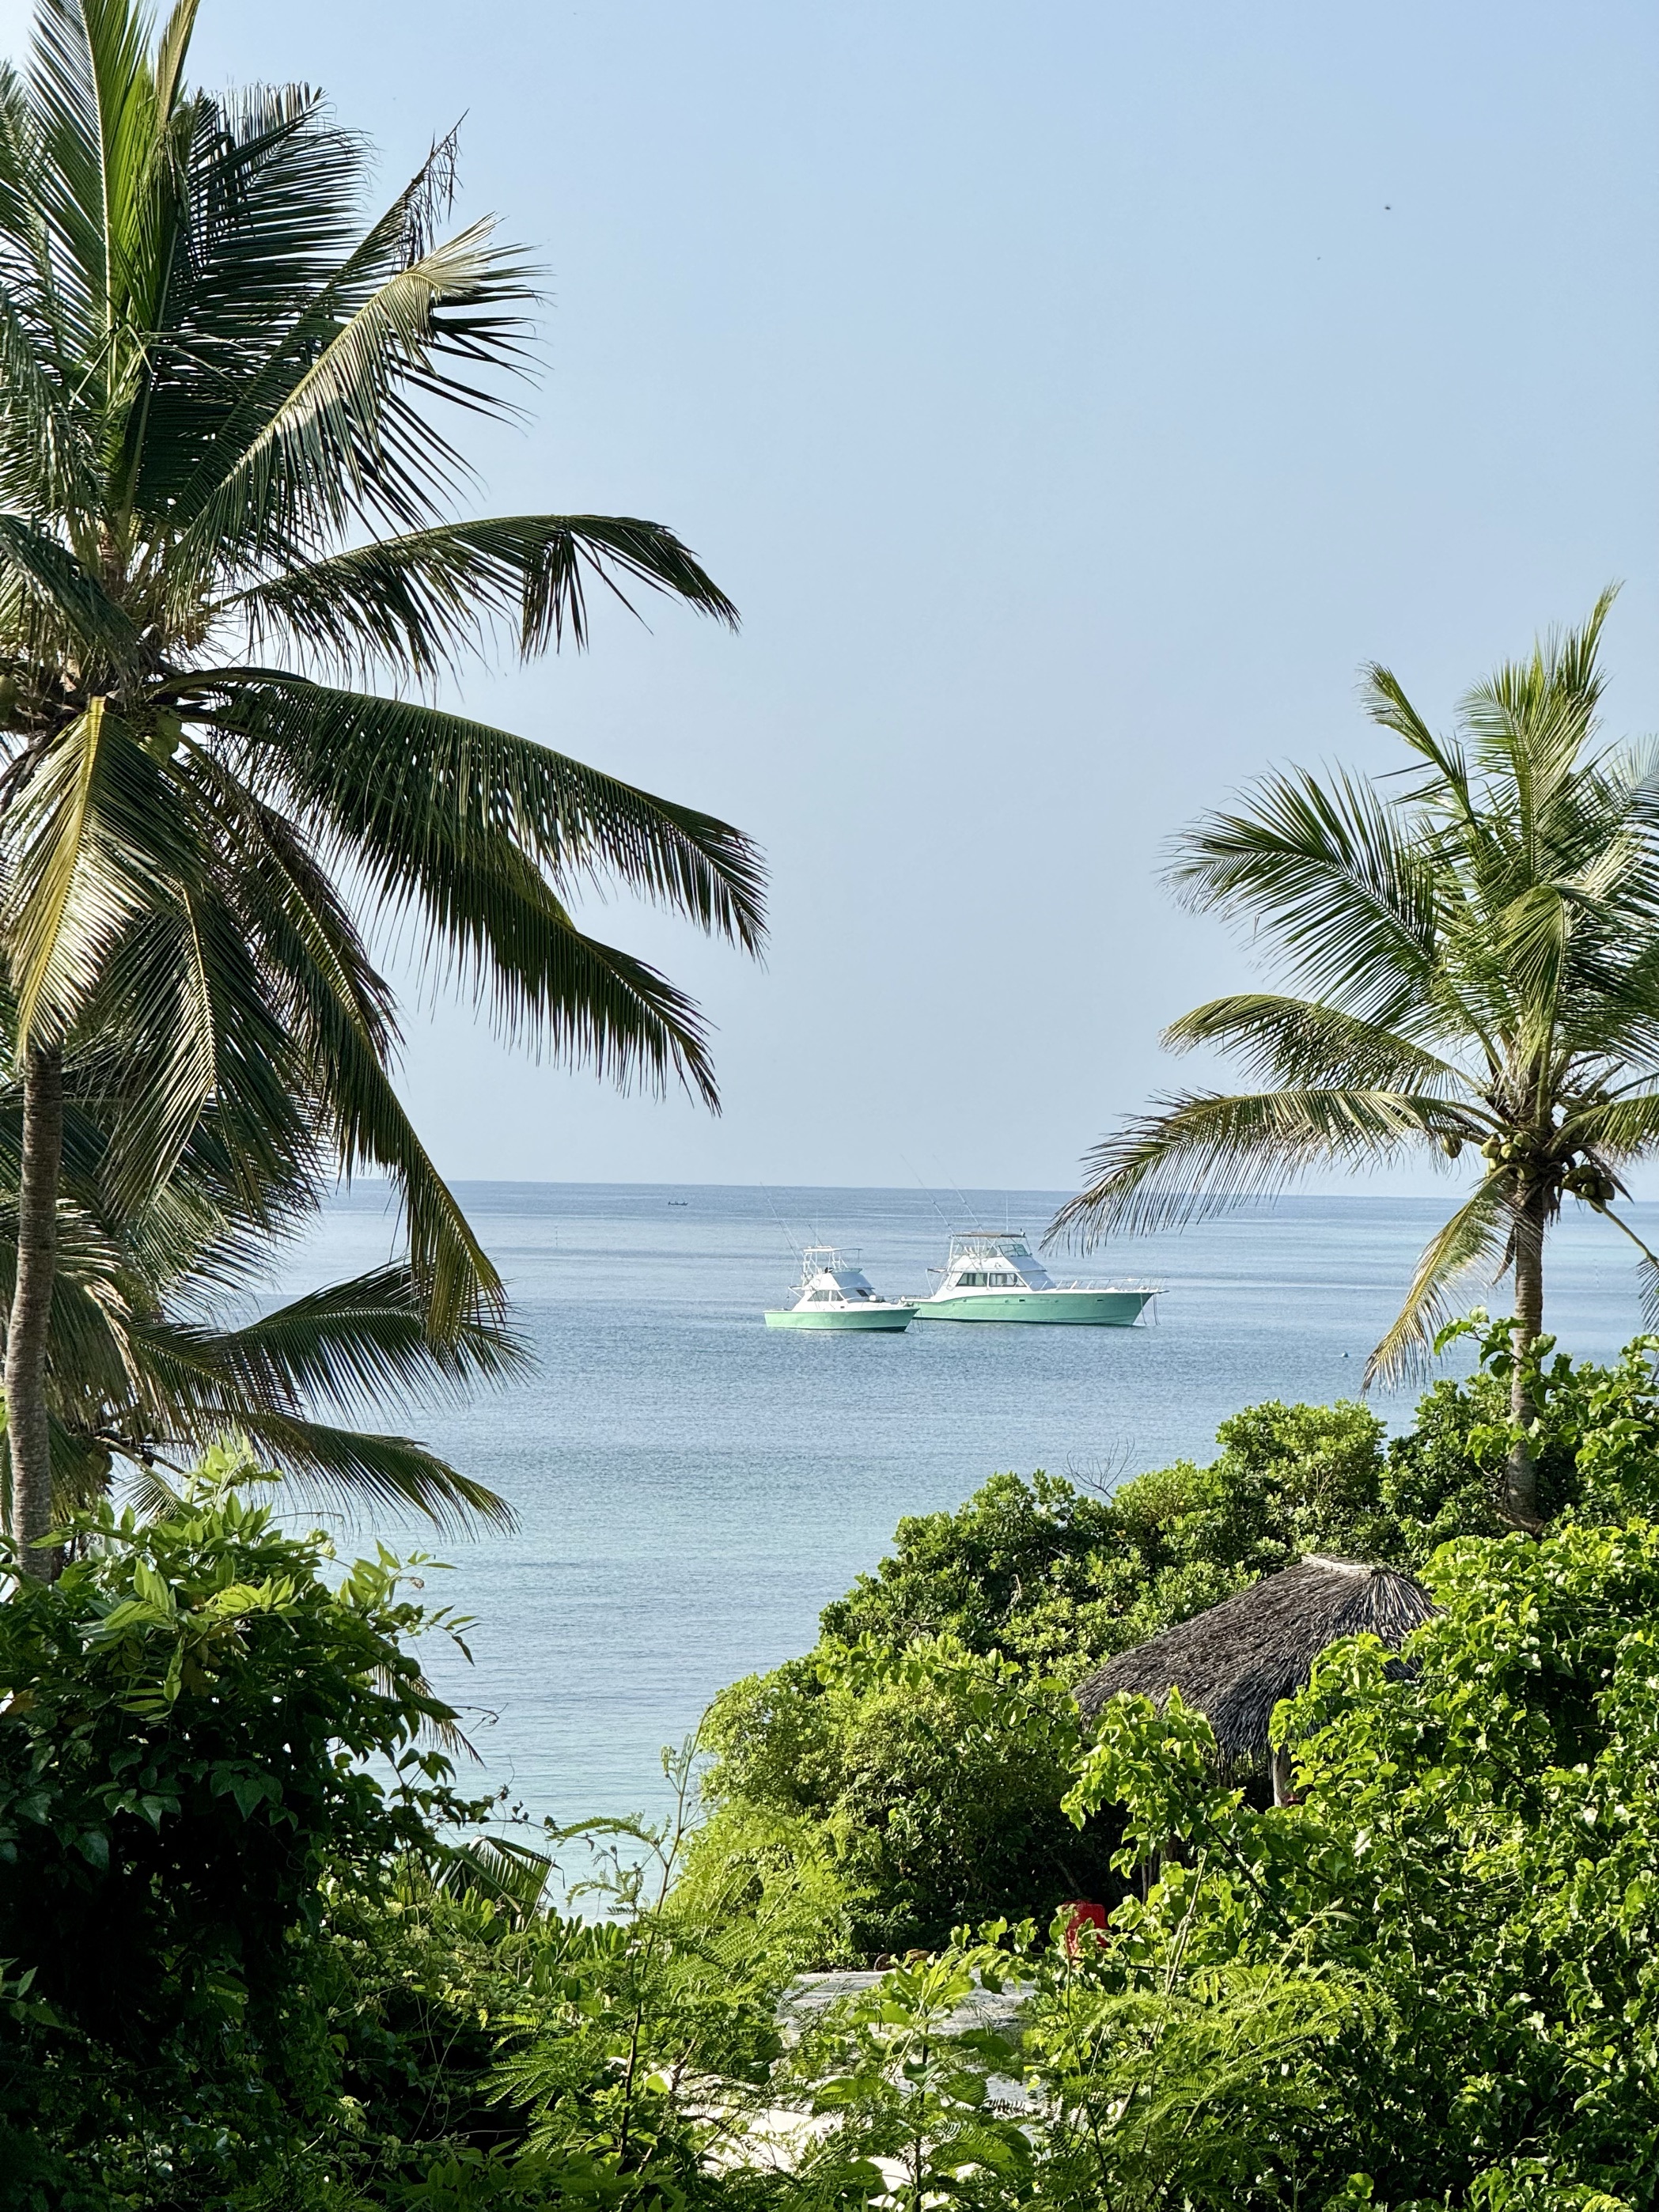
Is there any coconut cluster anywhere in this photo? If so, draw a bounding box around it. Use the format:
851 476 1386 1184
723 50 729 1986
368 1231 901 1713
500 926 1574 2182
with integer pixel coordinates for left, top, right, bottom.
1471 1130 1615 1204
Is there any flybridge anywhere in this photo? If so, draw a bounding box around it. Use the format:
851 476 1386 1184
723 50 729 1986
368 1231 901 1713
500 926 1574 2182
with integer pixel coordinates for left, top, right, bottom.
940 1233 1056 1290
799 1244 881 1294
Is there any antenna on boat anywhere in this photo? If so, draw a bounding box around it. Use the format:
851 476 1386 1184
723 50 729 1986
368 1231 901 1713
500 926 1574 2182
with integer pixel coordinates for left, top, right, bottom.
900 1153 953 1231
933 1157 975 1227
759 1184 808 1263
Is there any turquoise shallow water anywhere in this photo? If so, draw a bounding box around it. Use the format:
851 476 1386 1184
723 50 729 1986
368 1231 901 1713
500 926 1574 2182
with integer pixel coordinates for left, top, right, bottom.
264 1184 1657 1829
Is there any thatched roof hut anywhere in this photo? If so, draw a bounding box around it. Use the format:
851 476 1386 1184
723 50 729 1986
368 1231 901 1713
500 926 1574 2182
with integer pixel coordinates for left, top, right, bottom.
1074 1557 1434 1792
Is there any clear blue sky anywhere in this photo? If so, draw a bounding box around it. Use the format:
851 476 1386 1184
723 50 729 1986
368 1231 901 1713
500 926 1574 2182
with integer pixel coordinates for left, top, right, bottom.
7 1 1657 1191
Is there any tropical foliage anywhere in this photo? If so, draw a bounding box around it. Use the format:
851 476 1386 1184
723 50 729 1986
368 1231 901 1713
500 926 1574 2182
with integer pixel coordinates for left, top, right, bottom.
816 1398 1488 1668
0 0 764 1569
686 1633 1111 1960
1053 594 1659 1524
680 1355 1602 1963
0 1474 487 2203
2 6 1653 2204
13 1366 1659 2210
1061 1512 1659 2209
0 1472 805 2208
0 1085 525 1523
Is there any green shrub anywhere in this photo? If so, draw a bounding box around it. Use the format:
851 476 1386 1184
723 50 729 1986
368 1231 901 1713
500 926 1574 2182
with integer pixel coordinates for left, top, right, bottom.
820 1399 1419 1681
0 1476 481 2208
1062 1513 1659 2207
819 1469 1121 1671
688 1387 1481 1959
691 1638 1119 1959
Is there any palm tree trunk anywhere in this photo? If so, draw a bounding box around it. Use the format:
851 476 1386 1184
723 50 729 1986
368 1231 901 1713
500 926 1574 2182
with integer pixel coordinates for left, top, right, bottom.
6 1041 62 1580
1506 1189 1546 1531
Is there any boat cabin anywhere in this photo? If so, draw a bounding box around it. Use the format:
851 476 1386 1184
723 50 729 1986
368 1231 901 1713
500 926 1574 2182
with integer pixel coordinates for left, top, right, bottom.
794 1248 886 1305
937 1233 1055 1292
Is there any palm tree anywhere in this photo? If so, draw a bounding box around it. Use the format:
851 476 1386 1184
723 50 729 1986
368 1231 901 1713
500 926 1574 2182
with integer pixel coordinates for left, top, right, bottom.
0 0 767 1575
1050 593 1659 1528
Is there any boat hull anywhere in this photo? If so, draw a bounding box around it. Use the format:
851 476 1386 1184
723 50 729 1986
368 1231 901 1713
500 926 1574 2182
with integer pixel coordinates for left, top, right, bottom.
911 1288 1152 1326
764 1305 915 1331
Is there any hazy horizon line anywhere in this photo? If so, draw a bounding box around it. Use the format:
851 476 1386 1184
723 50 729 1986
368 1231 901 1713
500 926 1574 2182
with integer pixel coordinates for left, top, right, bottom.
324 1177 1652 1203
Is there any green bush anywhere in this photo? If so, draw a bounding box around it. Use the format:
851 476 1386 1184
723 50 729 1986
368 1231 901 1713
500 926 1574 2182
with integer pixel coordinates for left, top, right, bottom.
820 1396 1453 1681
689 1384 1498 1960
1061 1512 1659 2207
818 1469 1122 1670
0 1475 483 2207
690 1637 1119 1959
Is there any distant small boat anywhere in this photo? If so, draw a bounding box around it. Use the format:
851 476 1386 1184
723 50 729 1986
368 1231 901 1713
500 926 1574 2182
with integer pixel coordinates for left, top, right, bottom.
909 1231 1155 1326
764 1248 915 1331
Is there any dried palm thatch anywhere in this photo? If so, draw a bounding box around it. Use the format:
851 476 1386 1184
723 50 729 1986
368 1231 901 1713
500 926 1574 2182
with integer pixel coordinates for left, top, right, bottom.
1074 1556 1435 1778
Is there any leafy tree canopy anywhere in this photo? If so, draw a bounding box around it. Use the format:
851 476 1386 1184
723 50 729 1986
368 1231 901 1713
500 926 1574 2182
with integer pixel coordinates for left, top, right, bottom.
1062 1512 1659 2208
690 1336 1649 1961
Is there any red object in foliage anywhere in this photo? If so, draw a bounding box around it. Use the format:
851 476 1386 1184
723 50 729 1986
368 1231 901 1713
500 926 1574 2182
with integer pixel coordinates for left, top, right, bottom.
1062 1900 1108 1954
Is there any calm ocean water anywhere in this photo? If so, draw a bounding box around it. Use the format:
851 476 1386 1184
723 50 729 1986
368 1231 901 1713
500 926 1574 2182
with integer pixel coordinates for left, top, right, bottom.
263 1184 1657 1830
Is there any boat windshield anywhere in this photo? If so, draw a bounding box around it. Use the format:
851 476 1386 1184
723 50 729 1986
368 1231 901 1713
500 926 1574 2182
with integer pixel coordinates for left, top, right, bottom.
941 1231 1058 1291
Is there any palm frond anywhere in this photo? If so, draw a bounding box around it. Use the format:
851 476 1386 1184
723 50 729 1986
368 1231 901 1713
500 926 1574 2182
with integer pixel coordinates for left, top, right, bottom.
184 670 767 953
1167 766 1442 1029
2 699 185 1044
0 281 104 521
359 828 724 1101
186 1263 528 1418
1048 1087 1450 1247
1 714 319 1212
234 513 739 678
86 879 295 1210
1491 883 1573 1066
293 999 506 1339
28 0 157 366
1458 588 1615 808
208 1407 513 1532
1563 1092 1659 1164
1162 994 1472 1098
0 514 145 669
437 1833 555 1922
183 747 400 1065
1364 1180 1513 1388
150 0 199 119
90 747 505 1338
1361 661 1472 809
167 207 536 578
119 1456 187 1519
125 85 368 518
0 1168 519 1536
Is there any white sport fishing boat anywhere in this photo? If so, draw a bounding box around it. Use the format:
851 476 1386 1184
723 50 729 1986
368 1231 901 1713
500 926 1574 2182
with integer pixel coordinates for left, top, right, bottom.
910 1231 1155 1325
764 1248 915 1331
